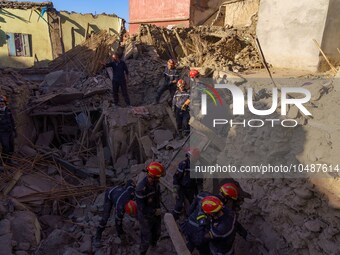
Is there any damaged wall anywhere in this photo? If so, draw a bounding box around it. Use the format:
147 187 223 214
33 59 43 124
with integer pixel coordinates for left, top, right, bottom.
223 0 259 28
190 0 225 26
0 8 53 68
58 12 123 53
129 0 191 34
256 0 340 72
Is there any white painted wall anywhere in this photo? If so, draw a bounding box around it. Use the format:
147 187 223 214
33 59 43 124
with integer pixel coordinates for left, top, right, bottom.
256 0 330 71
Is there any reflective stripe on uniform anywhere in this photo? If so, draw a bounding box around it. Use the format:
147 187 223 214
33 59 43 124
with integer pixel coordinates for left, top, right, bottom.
135 191 155 199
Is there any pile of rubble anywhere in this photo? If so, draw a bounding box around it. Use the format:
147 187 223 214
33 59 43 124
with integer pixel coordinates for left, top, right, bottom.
133 24 263 72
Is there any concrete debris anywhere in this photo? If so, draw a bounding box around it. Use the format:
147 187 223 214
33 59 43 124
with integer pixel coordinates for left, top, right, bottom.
1 7 340 255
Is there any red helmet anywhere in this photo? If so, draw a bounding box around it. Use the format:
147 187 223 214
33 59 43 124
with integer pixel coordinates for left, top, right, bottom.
177 79 185 87
125 200 137 217
189 69 199 78
147 162 165 178
201 196 223 214
220 183 239 200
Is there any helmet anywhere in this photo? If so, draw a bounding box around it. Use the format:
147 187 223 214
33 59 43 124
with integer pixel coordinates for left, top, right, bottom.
147 162 165 178
177 79 185 88
185 147 200 159
201 196 223 214
189 69 199 78
0 96 7 103
124 200 137 217
220 183 239 200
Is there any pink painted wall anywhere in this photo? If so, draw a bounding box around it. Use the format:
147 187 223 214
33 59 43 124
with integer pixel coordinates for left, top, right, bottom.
129 0 191 34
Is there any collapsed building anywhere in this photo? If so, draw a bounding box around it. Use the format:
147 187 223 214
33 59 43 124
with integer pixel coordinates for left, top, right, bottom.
0 0 340 255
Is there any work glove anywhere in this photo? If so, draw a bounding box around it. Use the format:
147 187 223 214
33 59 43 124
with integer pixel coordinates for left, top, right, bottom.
154 208 161 216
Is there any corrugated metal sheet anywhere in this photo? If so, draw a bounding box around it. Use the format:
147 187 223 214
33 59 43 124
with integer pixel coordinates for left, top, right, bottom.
129 0 191 33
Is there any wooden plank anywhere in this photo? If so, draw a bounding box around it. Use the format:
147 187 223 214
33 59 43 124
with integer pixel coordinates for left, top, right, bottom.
174 29 188 57
164 213 191 255
313 39 337 73
97 138 106 187
3 170 23 196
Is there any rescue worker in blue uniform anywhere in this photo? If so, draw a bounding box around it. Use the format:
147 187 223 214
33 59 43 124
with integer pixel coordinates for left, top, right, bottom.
136 162 165 255
172 148 201 219
93 180 137 247
182 191 212 255
172 79 191 139
155 59 179 104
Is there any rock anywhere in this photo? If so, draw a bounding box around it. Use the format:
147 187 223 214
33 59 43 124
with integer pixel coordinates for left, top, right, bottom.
304 219 323 232
15 251 29 255
85 156 100 168
79 234 92 253
47 166 58 175
93 192 105 211
36 229 75 255
130 164 145 177
63 247 85 255
114 237 122 244
17 242 30 251
18 145 37 157
0 233 13 255
294 188 314 199
10 211 39 247
39 215 63 229
0 219 11 236
114 154 129 170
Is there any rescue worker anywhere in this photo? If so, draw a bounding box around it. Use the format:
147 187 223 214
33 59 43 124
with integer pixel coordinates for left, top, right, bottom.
172 79 191 139
172 148 201 219
182 191 212 255
93 180 137 247
155 59 179 104
0 96 16 166
136 162 165 255
202 196 250 255
188 69 204 119
103 53 130 107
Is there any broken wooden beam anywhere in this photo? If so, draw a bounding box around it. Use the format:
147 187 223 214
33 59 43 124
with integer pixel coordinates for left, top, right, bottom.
96 138 106 187
174 29 188 57
3 170 23 196
313 39 337 73
164 213 191 255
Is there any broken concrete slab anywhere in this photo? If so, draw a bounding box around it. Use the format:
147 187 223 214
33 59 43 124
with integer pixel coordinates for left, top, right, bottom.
114 154 129 171
35 131 54 147
140 135 153 158
153 129 173 145
36 229 75 255
18 145 37 157
130 164 145 177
